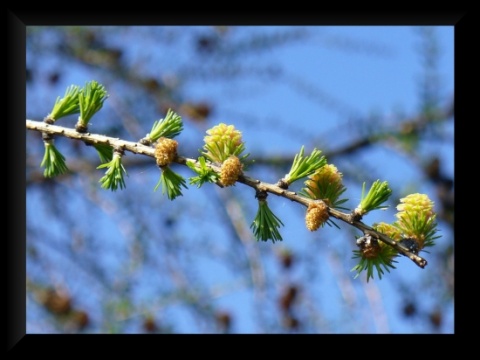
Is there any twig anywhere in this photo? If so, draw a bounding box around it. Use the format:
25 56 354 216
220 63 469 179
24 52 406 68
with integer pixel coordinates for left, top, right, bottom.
26 119 428 268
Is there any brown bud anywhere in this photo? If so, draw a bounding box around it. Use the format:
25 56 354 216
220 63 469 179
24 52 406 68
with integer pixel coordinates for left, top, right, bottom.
143 316 158 333
155 137 178 167
71 310 90 330
220 155 243 186
180 102 212 122
278 249 294 270
279 285 299 312
429 310 442 329
215 311 232 332
283 315 300 330
361 239 381 259
40 288 72 315
305 202 329 231
403 302 417 317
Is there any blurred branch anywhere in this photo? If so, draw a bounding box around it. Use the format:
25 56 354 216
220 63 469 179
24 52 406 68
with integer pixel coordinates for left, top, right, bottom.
252 99 454 167
26 119 428 268
214 188 267 331
361 277 390 333
215 188 266 293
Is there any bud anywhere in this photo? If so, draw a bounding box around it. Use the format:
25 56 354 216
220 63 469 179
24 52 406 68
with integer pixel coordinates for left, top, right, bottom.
304 164 344 207
155 137 178 167
305 202 329 231
204 123 242 148
396 193 435 220
220 155 243 186
395 193 437 249
40 288 72 315
203 123 244 163
360 238 381 259
374 222 402 241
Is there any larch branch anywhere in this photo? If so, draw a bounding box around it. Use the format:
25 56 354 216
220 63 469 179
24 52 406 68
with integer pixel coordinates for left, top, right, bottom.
26 119 427 268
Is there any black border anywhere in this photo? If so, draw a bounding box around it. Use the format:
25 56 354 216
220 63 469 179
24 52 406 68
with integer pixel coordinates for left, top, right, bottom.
453 13 467 337
11 11 465 352
8 11 465 26
8 10 27 351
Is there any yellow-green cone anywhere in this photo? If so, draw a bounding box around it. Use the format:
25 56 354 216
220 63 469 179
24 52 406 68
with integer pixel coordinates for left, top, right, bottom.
396 193 435 220
203 123 244 163
304 164 343 207
395 193 436 249
374 222 402 242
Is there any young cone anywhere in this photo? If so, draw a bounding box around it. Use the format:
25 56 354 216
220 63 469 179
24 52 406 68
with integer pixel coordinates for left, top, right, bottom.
155 137 178 167
305 202 329 231
303 164 346 208
220 155 243 186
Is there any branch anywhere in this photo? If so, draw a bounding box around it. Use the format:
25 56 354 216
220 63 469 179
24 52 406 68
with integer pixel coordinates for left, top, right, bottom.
27 120 156 157
26 119 428 268
251 99 454 168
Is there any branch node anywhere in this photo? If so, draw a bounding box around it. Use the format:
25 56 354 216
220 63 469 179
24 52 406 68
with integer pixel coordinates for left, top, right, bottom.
139 137 152 146
351 209 363 222
75 123 88 133
276 178 289 189
113 146 126 157
42 132 53 142
255 189 268 201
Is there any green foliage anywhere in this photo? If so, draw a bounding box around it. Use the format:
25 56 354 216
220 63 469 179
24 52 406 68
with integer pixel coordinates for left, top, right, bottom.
47 85 81 121
250 199 284 243
394 212 439 249
154 166 188 200
351 234 398 282
94 144 114 163
284 146 326 185
40 142 69 177
351 250 397 282
78 81 109 127
97 152 127 191
356 180 392 216
186 156 219 188
147 109 184 142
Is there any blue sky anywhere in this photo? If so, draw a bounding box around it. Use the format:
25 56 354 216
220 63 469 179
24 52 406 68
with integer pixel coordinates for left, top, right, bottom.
26 26 454 333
